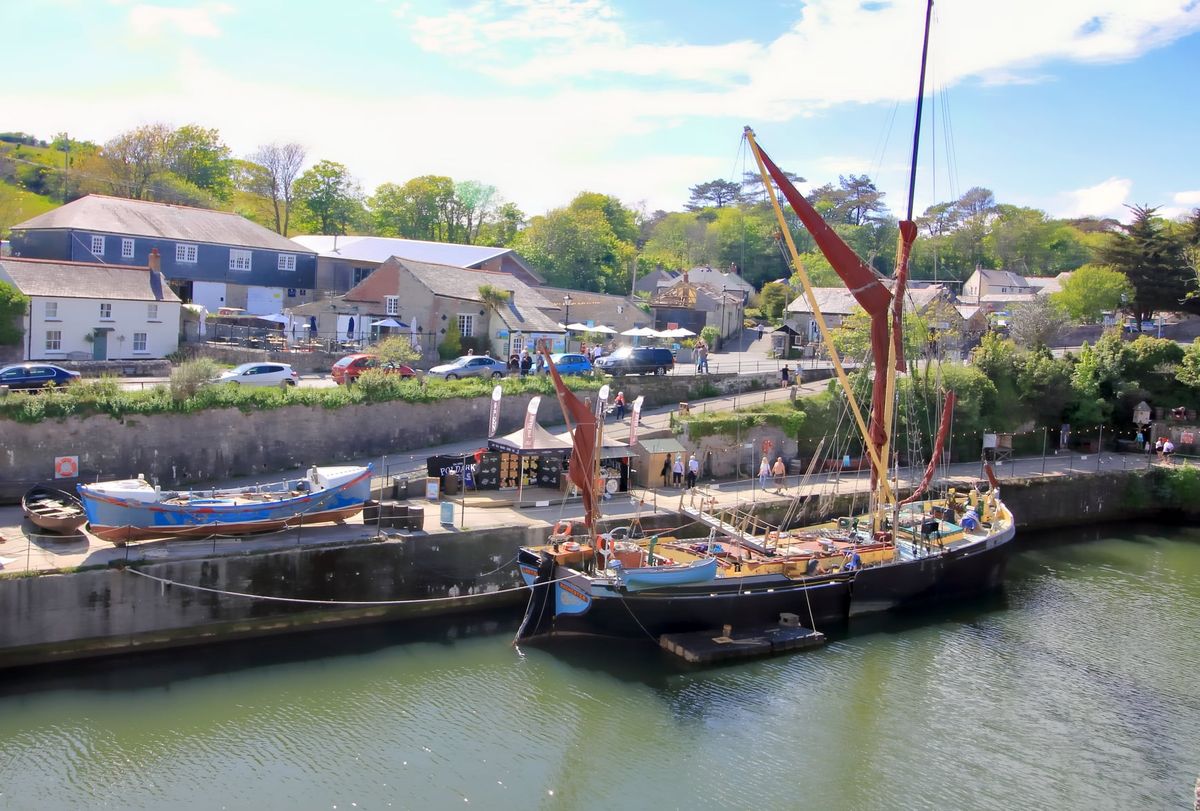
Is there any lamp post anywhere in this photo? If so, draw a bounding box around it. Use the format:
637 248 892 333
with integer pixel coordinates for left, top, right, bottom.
562 294 572 351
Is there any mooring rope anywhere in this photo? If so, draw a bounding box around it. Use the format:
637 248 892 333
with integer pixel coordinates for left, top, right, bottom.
123 563 577 606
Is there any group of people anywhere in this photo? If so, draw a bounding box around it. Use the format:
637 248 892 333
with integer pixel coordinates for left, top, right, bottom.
694 339 710 374
758 455 788 491
660 453 701 489
578 341 608 363
1154 436 1177 464
505 349 541 376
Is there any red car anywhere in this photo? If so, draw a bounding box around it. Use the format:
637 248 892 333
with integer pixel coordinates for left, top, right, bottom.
331 354 417 385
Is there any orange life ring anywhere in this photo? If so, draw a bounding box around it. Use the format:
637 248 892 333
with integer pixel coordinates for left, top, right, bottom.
551 520 573 537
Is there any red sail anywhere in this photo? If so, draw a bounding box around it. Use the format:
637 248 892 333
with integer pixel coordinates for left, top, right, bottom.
540 346 599 531
891 220 918 374
900 390 956 506
756 143 893 456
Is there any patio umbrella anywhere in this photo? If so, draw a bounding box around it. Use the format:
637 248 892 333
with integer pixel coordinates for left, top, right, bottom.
371 318 408 328
566 322 592 331
589 325 618 334
620 327 658 337
660 327 696 338
259 313 290 324
347 316 355 338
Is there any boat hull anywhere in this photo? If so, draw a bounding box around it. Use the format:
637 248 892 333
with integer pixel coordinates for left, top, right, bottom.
79 467 372 542
21 486 88 534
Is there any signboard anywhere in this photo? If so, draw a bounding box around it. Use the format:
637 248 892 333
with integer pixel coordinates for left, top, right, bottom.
488 385 502 438
1182 431 1195 445
761 439 773 454
629 395 645 446
523 397 541 449
425 477 440 501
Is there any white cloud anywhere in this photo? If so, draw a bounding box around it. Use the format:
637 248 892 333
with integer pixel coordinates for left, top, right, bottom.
1055 177 1133 219
409 0 622 56
127 3 233 38
1173 190 1200 206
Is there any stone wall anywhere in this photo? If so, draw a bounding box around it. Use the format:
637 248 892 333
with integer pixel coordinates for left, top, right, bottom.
0 374 734 500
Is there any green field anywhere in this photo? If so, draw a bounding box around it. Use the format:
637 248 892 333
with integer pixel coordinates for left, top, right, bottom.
0 183 58 238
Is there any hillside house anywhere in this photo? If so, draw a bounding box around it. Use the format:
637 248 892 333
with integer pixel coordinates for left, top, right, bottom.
785 283 951 345
961 268 1037 304
8 194 316 314
536 286 650 335
0 254 181 361
650 273 744 340
656 264 755 302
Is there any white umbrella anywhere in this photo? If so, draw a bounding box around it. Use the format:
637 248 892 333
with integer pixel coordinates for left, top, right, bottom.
371 318 407 328
590 325 618 334
565 322 592 331
620 327 658 337
660 327 696 338
259 313 290 324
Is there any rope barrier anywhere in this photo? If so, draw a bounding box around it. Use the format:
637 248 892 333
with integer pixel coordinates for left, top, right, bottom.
122 562 578 606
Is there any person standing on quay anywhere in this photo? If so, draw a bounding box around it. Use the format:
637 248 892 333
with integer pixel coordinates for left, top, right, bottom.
780 364 790 388
660 455 672 487
772 456 787 491
686 453 699 489
672 455 684 488
758 455 771 491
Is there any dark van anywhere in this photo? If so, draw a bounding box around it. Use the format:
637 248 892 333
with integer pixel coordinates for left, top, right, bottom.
594 346 675 376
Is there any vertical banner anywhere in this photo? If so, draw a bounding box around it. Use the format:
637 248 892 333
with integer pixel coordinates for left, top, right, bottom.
629 395 645 447
523 396 541 449
488 385 502 438
597 384 610 418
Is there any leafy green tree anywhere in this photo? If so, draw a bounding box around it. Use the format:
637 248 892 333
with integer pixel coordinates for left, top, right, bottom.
0 280 28 345
686 179 741 210
513 205 633 293
374 335 420 364
984 205 1052 273
1099 205 1196 326
1068 330 1128 424
245 142 306 234
740 169 803 204
370 175 456 240
455 180 498 244
438 317 463 360
1177 338 1200 390
569 192 639 245
1051 264 1133 323
477 201 525 247
701 206 784 288
165 124 233 201
1008 296 1069 349
758 281 791 320
642 211 707 269
294 160 363 234
1014 349 1074 426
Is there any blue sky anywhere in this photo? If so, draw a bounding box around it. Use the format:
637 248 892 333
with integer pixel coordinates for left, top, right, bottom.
7 0 1200 221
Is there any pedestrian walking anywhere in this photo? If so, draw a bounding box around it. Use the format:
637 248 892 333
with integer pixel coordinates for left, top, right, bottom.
780 364 790 388
758 455 770 490
520 350 533 376
1163 438 1176 465
672 455 684 487
1155 436 1165 462
686 454 699 489
614 391 626 419
772 456 786 490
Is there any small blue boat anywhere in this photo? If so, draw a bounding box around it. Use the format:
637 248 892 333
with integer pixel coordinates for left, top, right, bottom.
617 556 719 592
78 465 372 543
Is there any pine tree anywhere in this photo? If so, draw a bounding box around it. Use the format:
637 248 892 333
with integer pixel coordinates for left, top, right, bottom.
1099 206 1195 327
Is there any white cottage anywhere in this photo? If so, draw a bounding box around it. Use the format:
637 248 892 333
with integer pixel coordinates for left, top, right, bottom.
0 253 181 361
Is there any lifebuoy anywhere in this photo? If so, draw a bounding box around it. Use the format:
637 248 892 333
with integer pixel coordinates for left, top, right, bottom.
54 456 79 478
551 520 573 537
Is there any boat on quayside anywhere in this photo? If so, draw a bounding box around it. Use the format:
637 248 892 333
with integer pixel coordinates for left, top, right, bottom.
78 465 372 543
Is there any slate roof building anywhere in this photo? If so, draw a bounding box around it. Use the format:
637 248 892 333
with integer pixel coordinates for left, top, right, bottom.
656 265 756 301
330 256 563 361
8 194 316 315
0 253 181 361
291 234 545 294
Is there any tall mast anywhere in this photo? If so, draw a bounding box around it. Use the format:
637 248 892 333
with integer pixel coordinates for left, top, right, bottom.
877 0 934 516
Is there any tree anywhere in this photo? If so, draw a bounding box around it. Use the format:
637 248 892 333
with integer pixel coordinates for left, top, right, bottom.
374 335 420 364
438 317 462 360
512 203 634 293
1052 264 1133 323
1008 296 1069 349
0 280 28 345
984 205 1052 273
369 175 457 241
101 123 171 200
758 281 791 320
686 179 741 210
1099 205 1196 327
164 125 233 201
455 180 498 244
294 160 363 235
1177 338 1200 390
247 142 306 234
740 169 803 204
477 201 525 247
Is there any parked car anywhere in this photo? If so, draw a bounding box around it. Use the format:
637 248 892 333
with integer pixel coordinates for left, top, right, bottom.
331 354 418 385
426 355 508 380
0 363 81 390
216 362 299 387
594 346 675 376
549 352 593 376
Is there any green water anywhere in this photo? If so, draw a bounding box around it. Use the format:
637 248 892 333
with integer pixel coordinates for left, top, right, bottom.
1 525 1198 810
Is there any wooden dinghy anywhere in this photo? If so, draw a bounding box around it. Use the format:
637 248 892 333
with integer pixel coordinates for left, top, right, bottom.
22 485 88 534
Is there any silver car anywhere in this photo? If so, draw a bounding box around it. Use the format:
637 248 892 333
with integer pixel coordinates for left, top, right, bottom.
216 362 299 387
426 355 508 380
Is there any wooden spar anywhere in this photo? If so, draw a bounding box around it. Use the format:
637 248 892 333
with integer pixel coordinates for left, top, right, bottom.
744 128 892 502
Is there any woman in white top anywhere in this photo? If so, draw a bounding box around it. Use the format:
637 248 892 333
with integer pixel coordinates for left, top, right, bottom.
758 455 770 490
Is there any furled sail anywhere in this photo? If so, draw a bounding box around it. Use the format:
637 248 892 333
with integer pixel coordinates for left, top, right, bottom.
540 346 599 531
900 389 956 506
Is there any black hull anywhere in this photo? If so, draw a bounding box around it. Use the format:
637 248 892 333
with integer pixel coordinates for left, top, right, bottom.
848 528 1014 615
517 525 1016 642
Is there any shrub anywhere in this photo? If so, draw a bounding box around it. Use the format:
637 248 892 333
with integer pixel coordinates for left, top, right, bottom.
170 358 221 401
700 325 720 348
0 280 28 346
439 319 462 360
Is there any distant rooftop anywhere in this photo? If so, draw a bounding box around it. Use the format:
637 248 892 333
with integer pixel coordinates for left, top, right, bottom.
0 257 180 302
292 234 513 268
12 194 309 254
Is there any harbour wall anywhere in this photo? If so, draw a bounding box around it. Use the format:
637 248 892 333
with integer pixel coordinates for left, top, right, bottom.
0 371 801 502
0 468 1176 670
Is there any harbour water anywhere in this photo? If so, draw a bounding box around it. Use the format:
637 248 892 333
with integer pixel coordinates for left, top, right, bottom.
1 524 1197 810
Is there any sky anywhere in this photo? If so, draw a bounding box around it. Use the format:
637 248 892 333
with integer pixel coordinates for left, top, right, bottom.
6 0 1200 222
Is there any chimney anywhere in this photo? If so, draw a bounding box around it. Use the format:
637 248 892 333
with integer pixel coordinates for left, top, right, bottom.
148 247 164 300
682 269 689 285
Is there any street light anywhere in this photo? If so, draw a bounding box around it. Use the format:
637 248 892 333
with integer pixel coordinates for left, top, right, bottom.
562 294 572 350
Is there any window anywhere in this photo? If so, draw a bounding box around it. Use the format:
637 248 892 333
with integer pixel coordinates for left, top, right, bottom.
90 235 105 256
44 301 58 320
229 249 252 271
385 296 399 316
457 314 474 337
277 253 296 271
147 303 159 320
133 332 148 353
45 330 62 351
99 302 113 320
121 238 135 259
352 267 373 286
176 243 198 263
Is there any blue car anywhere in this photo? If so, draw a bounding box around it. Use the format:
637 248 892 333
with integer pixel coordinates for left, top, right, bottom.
0 363 81 390
550 353 593 376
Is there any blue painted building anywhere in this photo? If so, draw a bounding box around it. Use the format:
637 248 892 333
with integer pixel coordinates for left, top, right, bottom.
9 195 317 314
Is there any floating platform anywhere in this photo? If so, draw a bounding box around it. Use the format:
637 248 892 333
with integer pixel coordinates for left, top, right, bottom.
660 617 826 664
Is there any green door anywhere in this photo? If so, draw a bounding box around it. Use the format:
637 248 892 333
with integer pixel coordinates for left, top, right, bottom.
92 330 108 360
